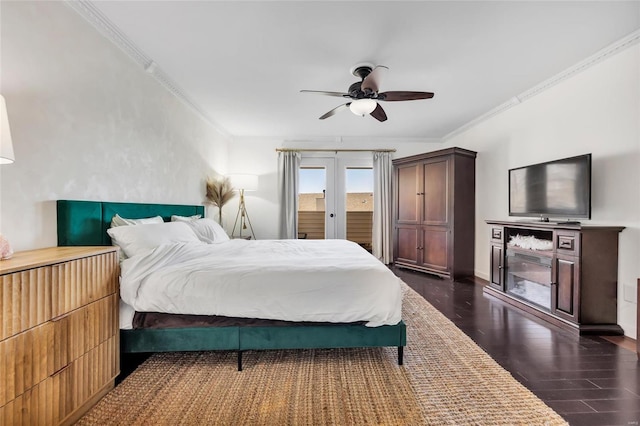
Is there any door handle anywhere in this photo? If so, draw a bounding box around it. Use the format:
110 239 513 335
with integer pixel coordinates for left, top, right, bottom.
329 213 334 218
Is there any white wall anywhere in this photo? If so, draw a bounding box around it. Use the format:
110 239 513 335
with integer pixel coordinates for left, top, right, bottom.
0 1 230 250
226 137 443 240
442 44 640 338
229 45 639 338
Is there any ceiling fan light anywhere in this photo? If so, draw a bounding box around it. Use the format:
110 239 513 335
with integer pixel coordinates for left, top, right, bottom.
349 99 377 117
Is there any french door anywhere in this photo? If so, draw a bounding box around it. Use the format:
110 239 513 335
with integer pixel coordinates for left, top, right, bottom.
298 157 336 239
298 154 373 248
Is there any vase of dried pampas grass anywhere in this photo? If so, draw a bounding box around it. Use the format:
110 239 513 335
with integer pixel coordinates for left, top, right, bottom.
205 176 235 225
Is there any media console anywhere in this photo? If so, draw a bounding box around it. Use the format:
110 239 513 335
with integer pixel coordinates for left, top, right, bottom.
485 220 625 335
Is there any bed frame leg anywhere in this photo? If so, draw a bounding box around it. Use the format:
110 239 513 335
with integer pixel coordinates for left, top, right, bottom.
237 351 243 371
398 346 404 366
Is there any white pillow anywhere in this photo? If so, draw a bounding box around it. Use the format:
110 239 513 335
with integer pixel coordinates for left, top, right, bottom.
111 214 164 227
182 218 230 243
171 214 202 222
107 221 201 258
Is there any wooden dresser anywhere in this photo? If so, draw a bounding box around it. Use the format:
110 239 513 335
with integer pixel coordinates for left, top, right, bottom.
0 246 119 425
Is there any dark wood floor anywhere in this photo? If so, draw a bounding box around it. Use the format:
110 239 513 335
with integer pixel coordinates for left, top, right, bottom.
394 267 640 426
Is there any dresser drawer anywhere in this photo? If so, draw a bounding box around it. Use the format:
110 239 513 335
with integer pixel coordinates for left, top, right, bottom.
51 254 118 321
0 294 118 407
0 334 118 426
1 251 118 341
0 320 52 407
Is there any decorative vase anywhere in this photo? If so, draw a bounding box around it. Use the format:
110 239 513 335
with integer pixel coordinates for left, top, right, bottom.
0 233 13 260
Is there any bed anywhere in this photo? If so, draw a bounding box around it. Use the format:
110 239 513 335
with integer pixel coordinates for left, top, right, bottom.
57 200 406 370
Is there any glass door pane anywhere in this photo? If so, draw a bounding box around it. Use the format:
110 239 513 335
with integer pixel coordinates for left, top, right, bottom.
298 167 326 239
345 167 373 252
506 249 553 311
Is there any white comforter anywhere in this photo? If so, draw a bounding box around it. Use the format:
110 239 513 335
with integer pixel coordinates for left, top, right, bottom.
119 239 403 327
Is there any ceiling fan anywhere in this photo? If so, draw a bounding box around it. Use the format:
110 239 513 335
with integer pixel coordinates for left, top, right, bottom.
301 64 434 122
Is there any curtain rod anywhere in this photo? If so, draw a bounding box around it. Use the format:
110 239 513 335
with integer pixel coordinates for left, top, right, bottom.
275 148 396 153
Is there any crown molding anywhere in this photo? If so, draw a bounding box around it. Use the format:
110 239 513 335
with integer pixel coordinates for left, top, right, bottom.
281 136 443 145
231 135 443 146
443 29 640 142
65 0 230 139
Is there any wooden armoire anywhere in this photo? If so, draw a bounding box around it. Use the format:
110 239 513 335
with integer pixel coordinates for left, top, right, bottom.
393 147 476 280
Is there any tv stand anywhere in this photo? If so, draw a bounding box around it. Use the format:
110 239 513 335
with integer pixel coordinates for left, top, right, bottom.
486 220 625 335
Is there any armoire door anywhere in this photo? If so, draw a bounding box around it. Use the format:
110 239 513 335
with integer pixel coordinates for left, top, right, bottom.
421 157 449 226
396 225 421 266
396 163 421 225
420 156 450 273
421 227 449 272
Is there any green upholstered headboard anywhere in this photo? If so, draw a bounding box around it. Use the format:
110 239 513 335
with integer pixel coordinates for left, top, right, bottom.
57 200 205 246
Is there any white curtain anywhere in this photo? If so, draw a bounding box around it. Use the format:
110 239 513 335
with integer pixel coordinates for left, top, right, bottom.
277 151 301 239
372 151 393 264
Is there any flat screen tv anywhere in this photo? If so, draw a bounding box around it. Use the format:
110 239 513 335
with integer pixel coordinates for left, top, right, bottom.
509 154 592 220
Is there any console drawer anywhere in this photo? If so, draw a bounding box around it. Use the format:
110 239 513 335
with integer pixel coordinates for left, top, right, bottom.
491 227 503 242
555 232 580 255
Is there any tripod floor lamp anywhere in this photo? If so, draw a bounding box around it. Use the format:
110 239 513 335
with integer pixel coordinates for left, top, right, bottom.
229 174 258 239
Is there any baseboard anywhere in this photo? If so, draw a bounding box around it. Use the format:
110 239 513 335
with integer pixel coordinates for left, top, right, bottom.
600 335 637 354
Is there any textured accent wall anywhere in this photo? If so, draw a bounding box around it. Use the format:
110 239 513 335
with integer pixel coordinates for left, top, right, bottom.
0 1 230 250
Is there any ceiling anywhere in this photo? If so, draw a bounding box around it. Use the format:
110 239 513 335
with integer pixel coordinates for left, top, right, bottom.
86 1 640 141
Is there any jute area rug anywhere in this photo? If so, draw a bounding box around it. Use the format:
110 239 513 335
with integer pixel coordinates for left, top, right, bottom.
78 284 567 425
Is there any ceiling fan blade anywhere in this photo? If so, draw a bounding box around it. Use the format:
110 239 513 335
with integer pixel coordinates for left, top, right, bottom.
370 103 387 122
361 65 389 94
379 91 435 101
319 103 351 120
301 90 350 98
